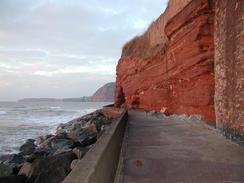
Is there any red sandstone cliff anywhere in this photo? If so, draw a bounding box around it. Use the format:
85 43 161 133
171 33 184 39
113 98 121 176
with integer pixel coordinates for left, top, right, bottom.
115 0 215 125
215 0 244 138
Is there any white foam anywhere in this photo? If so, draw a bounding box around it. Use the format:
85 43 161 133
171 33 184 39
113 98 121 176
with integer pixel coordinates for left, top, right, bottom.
0 111 6 115
0 102 107 156
82 108 97 114
50 106 61 109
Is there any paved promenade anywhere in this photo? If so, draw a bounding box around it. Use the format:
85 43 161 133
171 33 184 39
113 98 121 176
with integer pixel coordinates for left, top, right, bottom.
118 110 244 183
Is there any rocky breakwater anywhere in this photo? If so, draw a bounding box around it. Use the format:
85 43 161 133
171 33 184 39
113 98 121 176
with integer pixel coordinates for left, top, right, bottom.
0 110 115 183
115 0 216 125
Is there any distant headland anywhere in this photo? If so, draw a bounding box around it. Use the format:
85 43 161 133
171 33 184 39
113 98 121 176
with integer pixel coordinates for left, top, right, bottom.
18 82 115 103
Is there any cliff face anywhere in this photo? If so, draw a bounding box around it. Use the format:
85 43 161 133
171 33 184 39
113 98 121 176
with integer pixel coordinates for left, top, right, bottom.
91 82 115 102
215 0 244 138
115 0 215 124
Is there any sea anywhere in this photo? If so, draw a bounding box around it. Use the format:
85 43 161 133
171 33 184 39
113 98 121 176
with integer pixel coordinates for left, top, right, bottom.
0 101 110 156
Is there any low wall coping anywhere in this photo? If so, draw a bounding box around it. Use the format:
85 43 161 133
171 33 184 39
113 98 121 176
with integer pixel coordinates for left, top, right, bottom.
63 108 128 183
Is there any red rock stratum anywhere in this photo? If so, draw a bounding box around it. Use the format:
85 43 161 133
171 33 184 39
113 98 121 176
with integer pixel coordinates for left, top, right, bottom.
115 0 215 125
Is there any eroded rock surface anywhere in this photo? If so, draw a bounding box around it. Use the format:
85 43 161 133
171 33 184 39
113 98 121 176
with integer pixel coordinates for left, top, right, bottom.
214 0 244 141
115 0 215 125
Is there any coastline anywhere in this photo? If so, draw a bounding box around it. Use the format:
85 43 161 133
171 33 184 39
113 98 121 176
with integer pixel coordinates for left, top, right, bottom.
0 101 109 156
0 108 115 183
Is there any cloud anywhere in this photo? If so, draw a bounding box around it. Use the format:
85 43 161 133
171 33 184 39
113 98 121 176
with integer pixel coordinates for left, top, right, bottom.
34 64 115 77
133 20 148 29
0 0 167 100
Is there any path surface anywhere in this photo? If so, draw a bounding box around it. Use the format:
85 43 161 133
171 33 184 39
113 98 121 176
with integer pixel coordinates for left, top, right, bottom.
118 110 244 183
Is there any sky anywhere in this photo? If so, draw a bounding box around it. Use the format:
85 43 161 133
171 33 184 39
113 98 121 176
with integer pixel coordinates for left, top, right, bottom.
0 0 167 101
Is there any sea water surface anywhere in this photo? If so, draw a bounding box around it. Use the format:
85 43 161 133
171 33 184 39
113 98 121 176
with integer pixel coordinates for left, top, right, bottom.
0 101 109 156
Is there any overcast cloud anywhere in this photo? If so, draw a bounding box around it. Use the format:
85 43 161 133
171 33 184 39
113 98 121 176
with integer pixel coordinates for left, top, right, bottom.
0 0 167 101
